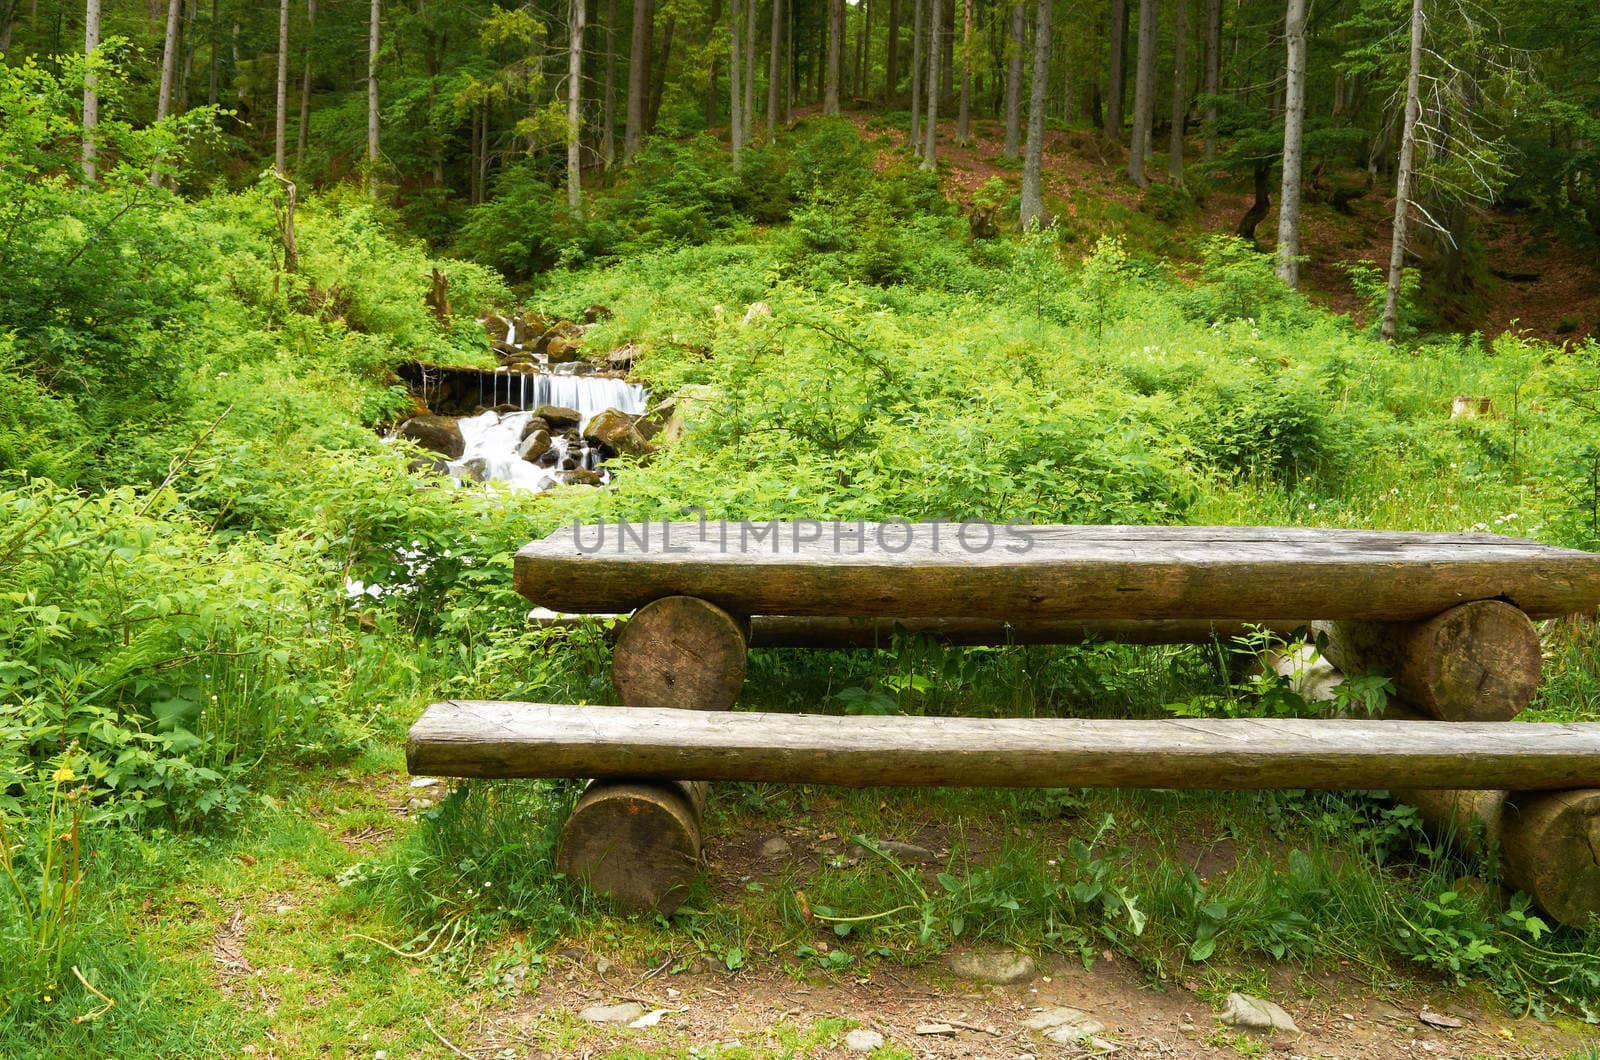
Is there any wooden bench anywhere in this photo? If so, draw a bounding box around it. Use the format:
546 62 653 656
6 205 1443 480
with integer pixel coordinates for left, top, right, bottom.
408 521 1600 922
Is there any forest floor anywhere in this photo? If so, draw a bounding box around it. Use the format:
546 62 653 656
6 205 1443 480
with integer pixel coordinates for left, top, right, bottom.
840 110 1600 343
137 745 1598 1060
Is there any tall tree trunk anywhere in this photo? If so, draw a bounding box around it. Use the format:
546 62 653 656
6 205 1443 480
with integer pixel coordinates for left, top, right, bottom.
152 0 182 183
1202 0 1219 161
1127 0 1156 186
1274 0 1306 285
624 0 652 159
743 0 756 140
1018 0 1053 226
367 0 379 193
82 0 100 180
1381 0 1424 341
649 15 674 129
706 0 721 128
1104 0 1127 138
955 0 972 145
296 0 317 170
920 0 941 168
767 0 782 134
0 2 15 54
603 0 617 166
274 0 289 173
939 0 951 100
1002 0 1022 157
824 0 842 114
730 0 744 163
886 0 899 98
909 0 924 151
568 0 586 212
207 0 219 106
1167 0 1187 181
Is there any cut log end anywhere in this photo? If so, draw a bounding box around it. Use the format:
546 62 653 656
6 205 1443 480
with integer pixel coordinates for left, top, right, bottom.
612 595 748 711
1401 600 1542 722
1400 786 1600 928
556 780 704 914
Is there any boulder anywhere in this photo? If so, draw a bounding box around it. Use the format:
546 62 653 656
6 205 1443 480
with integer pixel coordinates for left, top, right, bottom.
584 408 658 459
1217 993 1299 1033
584 304 613 323
397 415 464 460
515 310 548 338
491 339 519 358
481 313 511 342
607 343 638 369
534 405 582 430
743 301 773 325
561 468 604 487
520 430 553 463
545 335 583 364
519 416 551 439
947 949 1036 985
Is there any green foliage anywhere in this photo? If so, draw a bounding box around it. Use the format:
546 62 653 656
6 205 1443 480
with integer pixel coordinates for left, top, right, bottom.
1183 236 1308 327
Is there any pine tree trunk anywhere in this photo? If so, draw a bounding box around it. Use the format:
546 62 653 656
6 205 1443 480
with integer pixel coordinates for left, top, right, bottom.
743 0 756 140
909 0 924 151
767 0 782 134
568 0 586 212
730 0 744 163
1202 0 1219 161
1105 0 1127 138
624 0 652 160
603 0 617 167
83 0 100 180
886 0 899 99
1274 0 1306 285
296 0 316 171
274 0 289 173
1167 0 1187 182
920 0 941 168
650 16 675 132
824 0 842 114
1002 0 1022 158
207 0 218 106
1127 0 1157 186
939 0 952 100
367 0 379 193
1018 0 1052 226
1381 0 1424 341
956 0 972 145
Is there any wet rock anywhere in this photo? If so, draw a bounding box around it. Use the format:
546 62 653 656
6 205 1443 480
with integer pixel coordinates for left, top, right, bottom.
397 415 464 460
647 384 721 443
482 312 511 342
492 402 520 415
1218 993 1299 1033
535 447 560 468
561 468 604 487
406 454 451 477
456 457 490 483
759 836 791 859
580 1001 646 1025
515 311 548 337
584 408 657 459
534 405 582 430
1024 1007 1107 1044
519 430 552 463
607 343 638 369
519 416 551 439
584 304 613 323
947 949 1036 985
491 339 519 358
843 1028 884 1053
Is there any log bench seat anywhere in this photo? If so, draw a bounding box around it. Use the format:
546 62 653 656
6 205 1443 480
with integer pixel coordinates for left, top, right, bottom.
406 521 1600 921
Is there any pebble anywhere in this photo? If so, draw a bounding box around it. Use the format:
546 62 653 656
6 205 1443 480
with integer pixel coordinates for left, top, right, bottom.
1218 992 1300 1033
845 1028 885 1052
948 949 1037 985
759 836 791 858
1023 1006 1107 1043
914 1022 957 1036
579 1001 646 1025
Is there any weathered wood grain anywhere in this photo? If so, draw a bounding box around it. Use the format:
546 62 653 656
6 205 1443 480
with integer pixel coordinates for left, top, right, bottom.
612 595 748 710
407 702 1600 790
529 608 1287 648
514 523 1600 621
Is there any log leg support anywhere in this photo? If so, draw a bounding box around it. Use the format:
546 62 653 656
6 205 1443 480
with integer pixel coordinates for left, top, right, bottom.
1398 787 1600 929
559 596 748 911
1315 599 1542 721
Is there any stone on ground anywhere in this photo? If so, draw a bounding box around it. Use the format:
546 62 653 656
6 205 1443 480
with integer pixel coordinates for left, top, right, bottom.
947 949 1036 985
759 835 791 858
579 1001 646 1025
1023 1006 1107 1043
844 1028 884 1052
1218 992 1299 1032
